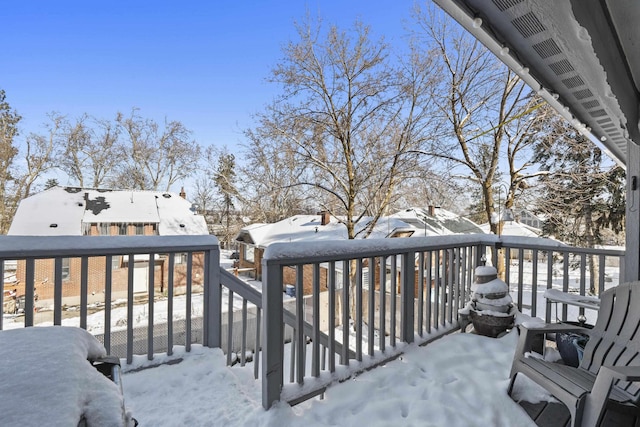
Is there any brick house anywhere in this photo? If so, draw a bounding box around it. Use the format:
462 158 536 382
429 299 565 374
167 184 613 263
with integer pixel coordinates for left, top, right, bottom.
5 186 209 308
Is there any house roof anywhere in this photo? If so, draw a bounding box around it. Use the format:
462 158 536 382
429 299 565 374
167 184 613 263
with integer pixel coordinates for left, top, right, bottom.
235 214 414 248
390 207 485 236
434 0 640 165
479 221 541 238
8 186 209 236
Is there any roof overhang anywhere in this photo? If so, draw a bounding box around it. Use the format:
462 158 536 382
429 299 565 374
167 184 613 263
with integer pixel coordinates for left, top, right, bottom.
434 0 640 166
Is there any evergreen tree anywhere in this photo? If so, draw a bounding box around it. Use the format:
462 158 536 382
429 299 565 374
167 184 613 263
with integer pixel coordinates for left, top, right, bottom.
533 117 625 293
214 151 237 248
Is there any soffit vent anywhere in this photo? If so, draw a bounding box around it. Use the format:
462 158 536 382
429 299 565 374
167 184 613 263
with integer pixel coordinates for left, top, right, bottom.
491 0 523 12
532 38 561 58
511 12 545 38
589 109 607 117
562 75 585 89
582 100 600 109
573 89 593 100
548 59 574 75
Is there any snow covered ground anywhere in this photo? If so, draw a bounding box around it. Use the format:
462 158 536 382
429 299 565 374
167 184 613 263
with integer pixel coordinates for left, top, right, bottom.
121 325 554 426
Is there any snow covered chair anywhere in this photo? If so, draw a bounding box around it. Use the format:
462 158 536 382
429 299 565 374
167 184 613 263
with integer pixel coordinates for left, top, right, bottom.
507 281 640 427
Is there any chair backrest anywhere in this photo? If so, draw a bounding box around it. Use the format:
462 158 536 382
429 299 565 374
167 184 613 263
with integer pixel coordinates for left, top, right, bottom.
580 281 640 401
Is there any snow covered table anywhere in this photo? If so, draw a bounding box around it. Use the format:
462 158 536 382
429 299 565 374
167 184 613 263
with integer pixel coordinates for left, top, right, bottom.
543 288 601 311
0 326 135 426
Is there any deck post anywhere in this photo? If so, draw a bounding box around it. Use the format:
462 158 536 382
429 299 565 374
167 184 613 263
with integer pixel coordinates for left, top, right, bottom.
400 250 415 343
203 245 221 348
262 255 284 409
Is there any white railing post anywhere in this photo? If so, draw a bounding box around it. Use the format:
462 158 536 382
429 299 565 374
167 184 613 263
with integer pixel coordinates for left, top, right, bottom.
262 256 284 409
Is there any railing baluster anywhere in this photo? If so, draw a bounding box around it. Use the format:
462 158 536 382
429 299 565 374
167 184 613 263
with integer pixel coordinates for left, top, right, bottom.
368 256 375 357
147 252 155 360
227 290 234 366
295 265 305 383
356 259 363 361
104 255 112 353
54 257 63 326
312 263 320 377
433 250 440 329
531 250 538 318
418 252 424 336
517 248 524 310
327 261 336 372
379 255 386 352
186 252 193 352
562 251 569 321
546 250 554 323
167 254 174 356
598 254 605 295
254 307 261 379
425 251 432 333
127 254 134 364
341 259 350 365
241 298 248 366
390 255 397 346
24 259 35 327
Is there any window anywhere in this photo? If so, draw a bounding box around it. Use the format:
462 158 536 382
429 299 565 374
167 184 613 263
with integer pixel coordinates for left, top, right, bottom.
175 253 188 265
100 223 111 235
111 256 121 270
244 245 255 263
118 224 128 235
135 224 144 235
61 258 70 281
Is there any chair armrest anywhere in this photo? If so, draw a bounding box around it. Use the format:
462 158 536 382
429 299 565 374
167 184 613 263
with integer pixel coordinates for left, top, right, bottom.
512 323 588 360
519 322 590 335
582 365 640 427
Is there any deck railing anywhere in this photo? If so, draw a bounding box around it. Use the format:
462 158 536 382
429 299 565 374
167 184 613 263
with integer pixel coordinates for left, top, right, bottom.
260 234 624 408
0 233 625 410
0 235 221 364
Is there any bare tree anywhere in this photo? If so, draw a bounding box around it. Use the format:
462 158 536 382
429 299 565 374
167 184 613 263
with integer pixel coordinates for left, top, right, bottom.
252 17 440 239
241 123 313 223
413 5 545 235
115 108 201 191
58 114 120 188
0 111 62 233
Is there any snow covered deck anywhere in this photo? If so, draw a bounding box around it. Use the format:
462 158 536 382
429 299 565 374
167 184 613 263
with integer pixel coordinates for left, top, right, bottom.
0 234 626 413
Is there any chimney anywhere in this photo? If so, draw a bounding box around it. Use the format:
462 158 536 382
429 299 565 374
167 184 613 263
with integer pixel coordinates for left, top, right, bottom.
428 205 435 216
318 210 330 226
179 187 186 199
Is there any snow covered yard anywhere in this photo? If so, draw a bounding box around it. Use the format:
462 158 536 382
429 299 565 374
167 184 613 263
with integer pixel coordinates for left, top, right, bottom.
121 328 549 426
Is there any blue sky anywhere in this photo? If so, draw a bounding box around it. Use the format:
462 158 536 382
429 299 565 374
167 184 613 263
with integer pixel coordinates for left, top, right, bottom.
2 1 416 150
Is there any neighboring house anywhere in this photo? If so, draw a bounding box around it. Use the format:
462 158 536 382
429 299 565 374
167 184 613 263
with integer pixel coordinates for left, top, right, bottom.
5 186 209 309
234 211 414 287
513 209 544 230
235 208 482 294
478 220 542 238
390 207 485 236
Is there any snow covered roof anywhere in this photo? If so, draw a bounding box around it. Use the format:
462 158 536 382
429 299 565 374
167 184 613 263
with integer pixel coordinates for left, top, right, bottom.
478 221 541 238
8 186 209 236
390 207 485 236
235 214 414 248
